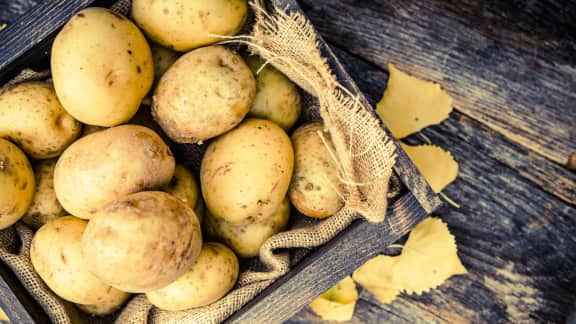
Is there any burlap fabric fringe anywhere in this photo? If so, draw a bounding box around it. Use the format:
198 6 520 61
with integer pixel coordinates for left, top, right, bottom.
0 0 396 323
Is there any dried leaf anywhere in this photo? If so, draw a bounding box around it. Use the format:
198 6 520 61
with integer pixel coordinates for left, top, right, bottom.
393 217 467 294
400 143 459 193
309 276 358 322
376 64 453 138
352 255 400 304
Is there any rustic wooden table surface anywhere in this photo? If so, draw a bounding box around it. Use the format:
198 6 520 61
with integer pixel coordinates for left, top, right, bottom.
285 0 576 323
1 0 575 323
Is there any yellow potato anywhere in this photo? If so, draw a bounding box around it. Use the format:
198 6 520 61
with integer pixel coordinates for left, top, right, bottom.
152 46 256 143
22 159 67 229
146 242 238 310
76 293 131 316
0 138 34 229
54 125 174 219
131 0 247 51
164 164 203 224
0 82 81 159
205 198 290 258
51 8 153 126
201 119 294 225
30 216 129 304
151 43 180 84
289 122 343 218
81 191 202 293
245 56 301 130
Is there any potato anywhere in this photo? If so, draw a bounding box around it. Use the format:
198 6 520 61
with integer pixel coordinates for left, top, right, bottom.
131 0 247 52
146 242 238 310
30 216 129 304
205 198 290 258
245 56 301 130
151 44 180 84
81 191 202 292
201 119 293 224
76 293 131 316
152 46 256 143
54 125 174 219
289 123 344 218
164 164 203 224
0 139 34 229
22 159 66 229
51 8 153 126
0 82 81 159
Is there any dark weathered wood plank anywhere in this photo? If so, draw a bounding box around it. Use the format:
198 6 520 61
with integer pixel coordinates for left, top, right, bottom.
227 193 430 324
288 46 576 323
333 47 576 205
298 0 576 167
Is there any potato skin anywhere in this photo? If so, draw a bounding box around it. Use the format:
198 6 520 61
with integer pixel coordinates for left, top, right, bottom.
150 44 180 84
245 57 301 130
54 125 175 219
152 46 256 143
81 191 202 293
146 242 238 310
0 139 34 229
201 119 294 225
0 82 81 159
22 159 66 229
30 216 129 304
76 293 131 316
289 123 343 218
164 164 203 224
51 8 153 126
205 198 290 258
131 0 247 52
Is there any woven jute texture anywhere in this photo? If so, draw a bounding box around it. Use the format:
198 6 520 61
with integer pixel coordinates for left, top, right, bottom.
0 0 397 323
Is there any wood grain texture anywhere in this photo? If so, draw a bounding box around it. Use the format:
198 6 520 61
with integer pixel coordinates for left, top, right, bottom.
288 46 576 323
227 193 430 324
298 0 576 167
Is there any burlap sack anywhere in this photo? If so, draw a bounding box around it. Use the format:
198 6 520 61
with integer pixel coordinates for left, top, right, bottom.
0 0 397 323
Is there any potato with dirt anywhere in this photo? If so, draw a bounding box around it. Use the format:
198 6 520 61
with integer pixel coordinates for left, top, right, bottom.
30 216 130 304
76 292 131 316
152 46 256 143
205 198 290 258
289 122 344 218
54 125 174 219
245 56 301 130
0 138 35 229
22 159 67 229
0 82 81 159
201 119 293 225
146 242 238 310
131 0 247 51
164 164 204 224
150 43 180 84
51 7 153 126
81 191 202 293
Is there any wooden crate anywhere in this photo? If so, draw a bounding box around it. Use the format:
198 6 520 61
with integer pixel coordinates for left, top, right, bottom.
0 0 442 322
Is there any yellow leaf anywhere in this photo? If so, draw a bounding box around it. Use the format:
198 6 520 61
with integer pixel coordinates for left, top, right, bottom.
393 217 467 294
400 143 459 193
376 64 453 138
309 276 358 322
352 255 400 304
0 307 8 321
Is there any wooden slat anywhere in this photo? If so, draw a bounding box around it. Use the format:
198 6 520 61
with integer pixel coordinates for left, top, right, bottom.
227 192 430 323
332 47 576 205
298 0 576 167
288 46 576 323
